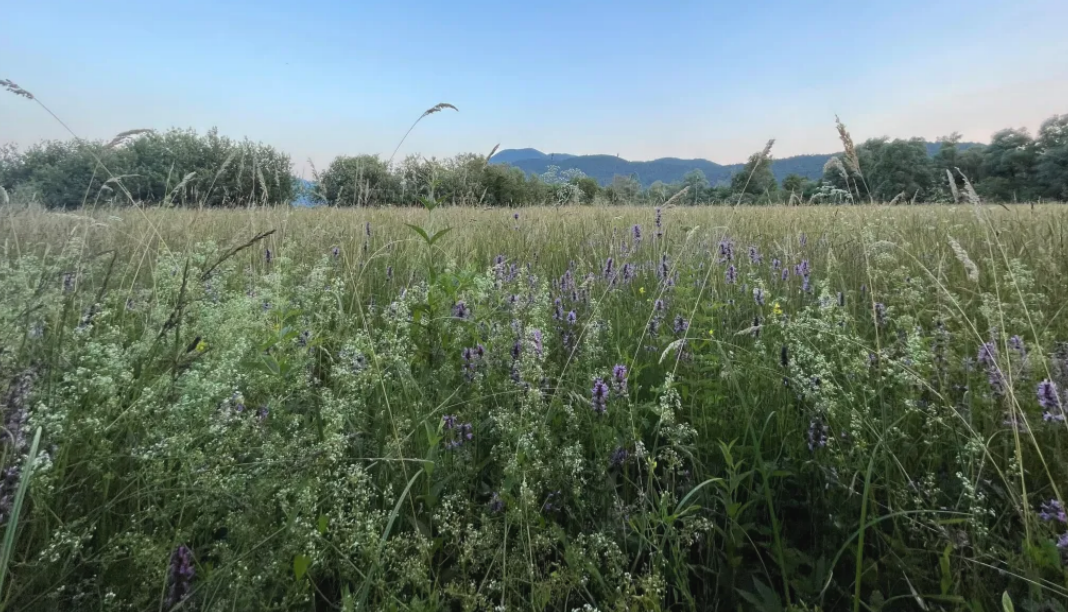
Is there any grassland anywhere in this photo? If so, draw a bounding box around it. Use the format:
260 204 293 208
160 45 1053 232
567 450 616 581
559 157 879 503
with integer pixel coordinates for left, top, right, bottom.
1 203 1067 611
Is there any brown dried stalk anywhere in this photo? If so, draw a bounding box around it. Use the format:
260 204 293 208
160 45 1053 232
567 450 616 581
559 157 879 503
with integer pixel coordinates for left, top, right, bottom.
0 79 34 99
389 102 459 165
104 129 155 150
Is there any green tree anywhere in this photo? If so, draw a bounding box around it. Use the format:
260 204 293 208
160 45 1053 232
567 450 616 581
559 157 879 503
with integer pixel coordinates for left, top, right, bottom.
867 138 935 201
1035 114 1068 200
977 128 1037 201
318 155 402 206
571 176 600 204
604 175 642 204
730 153 777 200
682 169 709 205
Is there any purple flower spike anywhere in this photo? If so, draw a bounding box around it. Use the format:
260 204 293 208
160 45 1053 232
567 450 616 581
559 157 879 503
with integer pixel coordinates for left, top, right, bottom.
1039 499 1067 523
591 378 609 414
725 265 737 285
166 545 195 609
753 287 765 306
612 364 628 394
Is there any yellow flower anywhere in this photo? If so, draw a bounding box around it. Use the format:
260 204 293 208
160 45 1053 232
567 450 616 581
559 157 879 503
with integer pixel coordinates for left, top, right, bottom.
772 302 783 315
195 339 207 352
639 287 646 295
708 329 715 337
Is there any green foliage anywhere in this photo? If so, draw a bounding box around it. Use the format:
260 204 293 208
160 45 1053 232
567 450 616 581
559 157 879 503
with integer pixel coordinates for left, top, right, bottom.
731 152 779 200
3 205 1066 610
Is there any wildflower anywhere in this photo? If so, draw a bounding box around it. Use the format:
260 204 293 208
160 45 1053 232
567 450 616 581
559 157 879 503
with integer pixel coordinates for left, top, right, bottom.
658 254 670 280
622 263 635 281
511 339 522 361
771 258 781 271
802 274 811 292
257 405 269 421
718 239 734 263
1038 380 1065 422
725 265 737 284
639 286 646 295
632 224 642 242
807 418 828 451
609 447 629 468
648 317 661 335
553 298 564 320
1057 533 1068 550
612 364 628 394
873 302 886 327
753 287 765 306
591 378 609 414
603 257 614 279
781 268 789 282
542 490 562 513
1039 499 1067 523
532 329 543 357
567 310 577 325
442 415 474 449
772 302 783 316
332 246 340 259
513 212 519 221
655 299 665 311
795 260 810 276
654 207 662 229
489 492 505 514
799 233 807 247
265 248 273 264
166 545 195 609
386 266 393 281
452 301 469 320
748 245 762 264
977 342 998 367
673 315 689 335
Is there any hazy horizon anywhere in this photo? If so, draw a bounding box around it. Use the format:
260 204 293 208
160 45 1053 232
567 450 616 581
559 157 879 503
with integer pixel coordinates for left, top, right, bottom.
3 0 1067 176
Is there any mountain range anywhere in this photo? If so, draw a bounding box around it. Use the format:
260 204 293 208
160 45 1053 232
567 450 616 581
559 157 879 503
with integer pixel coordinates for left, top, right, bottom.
489 143 980 187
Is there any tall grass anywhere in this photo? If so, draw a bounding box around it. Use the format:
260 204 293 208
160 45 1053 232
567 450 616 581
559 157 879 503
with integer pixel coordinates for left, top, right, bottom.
0 203 1066 611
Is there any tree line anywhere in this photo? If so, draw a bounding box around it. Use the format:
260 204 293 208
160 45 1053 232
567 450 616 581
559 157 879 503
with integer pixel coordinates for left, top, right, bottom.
1 114 1065 209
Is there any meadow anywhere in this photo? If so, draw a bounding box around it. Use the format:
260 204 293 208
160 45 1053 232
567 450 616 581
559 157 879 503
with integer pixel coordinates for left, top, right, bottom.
0 202 1067 611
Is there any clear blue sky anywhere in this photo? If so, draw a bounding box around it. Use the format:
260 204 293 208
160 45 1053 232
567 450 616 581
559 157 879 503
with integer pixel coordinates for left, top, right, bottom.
3 0 1066 175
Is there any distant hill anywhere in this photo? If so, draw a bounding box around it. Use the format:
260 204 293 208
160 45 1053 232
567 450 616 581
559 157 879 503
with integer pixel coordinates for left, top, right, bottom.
490 143 982 187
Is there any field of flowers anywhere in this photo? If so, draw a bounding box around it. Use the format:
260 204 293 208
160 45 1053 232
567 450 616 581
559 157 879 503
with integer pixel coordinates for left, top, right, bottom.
0 203 1066 611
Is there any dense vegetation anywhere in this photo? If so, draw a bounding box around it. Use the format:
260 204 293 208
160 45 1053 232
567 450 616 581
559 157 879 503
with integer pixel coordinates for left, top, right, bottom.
2 114 1066 209
1 204 1066 611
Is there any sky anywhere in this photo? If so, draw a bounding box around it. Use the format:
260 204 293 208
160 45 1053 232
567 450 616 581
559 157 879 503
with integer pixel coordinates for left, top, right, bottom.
2 0 1067 175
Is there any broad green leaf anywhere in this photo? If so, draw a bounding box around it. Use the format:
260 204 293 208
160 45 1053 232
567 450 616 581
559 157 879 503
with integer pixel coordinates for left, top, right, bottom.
293 554 311 581
405 223 431 244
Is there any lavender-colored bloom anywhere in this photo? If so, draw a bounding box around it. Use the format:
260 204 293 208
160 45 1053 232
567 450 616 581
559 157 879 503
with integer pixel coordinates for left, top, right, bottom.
553 298 564 320
632 224 642 241
612 364 628 394
265 248 273 264
495 254 505 266
807 418 829 451
718 239 734 263
673 315 689 335
655 207 662 229
1039 499 1067 523
489 492 505 513
654 299 665 312
1039 380 1065 422
795 260 810 276
332 246 340 259
799 233 807 247
648 317 661 335
658 254 670 280
166 545 195 609
62 272 75 292
609 447 629 468
603 257 614 279
622 263 634 281
725 265 737 284
591 378 609 414
802 274 811 292
513 212 519 221
977 342 998 367
532 329 543 357
771 258 781 271
511 339 522 361
1010 335 1027 361
748 245 762 264
1057 533 1068 550
753 287 765 306
567 310 577 325
452 301 469 320
781 267 789 282
873 302 886 327
442 415 474 449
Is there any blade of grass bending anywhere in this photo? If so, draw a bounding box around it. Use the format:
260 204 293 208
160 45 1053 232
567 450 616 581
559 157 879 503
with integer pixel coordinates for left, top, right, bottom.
0 427 43 601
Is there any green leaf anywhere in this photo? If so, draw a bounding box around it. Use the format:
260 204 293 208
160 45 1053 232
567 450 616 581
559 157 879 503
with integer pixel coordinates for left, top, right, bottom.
293 554 311 581
418 196 438 211
317 515 329 535
428 227 452 246
1001 591 1014 612
405 223 431 244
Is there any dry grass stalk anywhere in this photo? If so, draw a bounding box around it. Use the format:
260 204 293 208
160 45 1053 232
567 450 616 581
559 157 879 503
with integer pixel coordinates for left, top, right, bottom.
390 102 460 166
104 129 155 150
834 115 862 176
948 236 980 282
661 185 690 208
946 169 960 203
956 168 980 205
760 138 775 161
888 191 907 206
0 186 8 207
824 156 849 182
0 79 34 100
485 144 500 165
